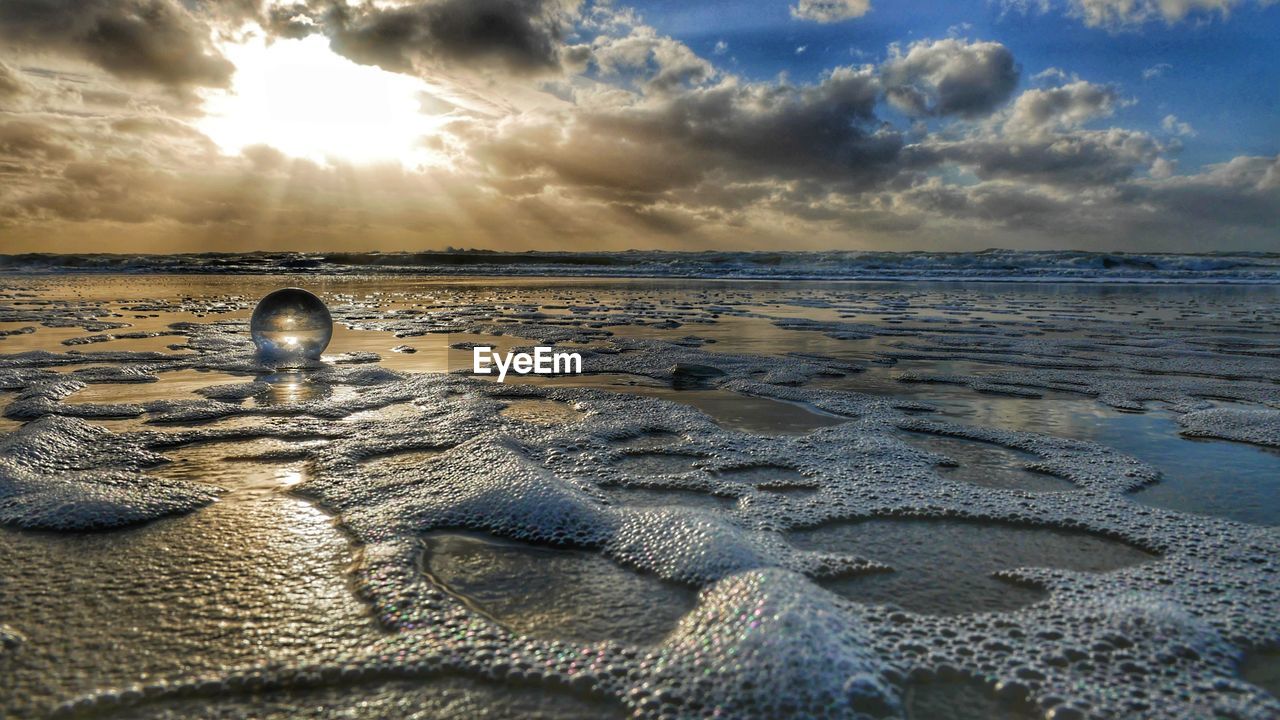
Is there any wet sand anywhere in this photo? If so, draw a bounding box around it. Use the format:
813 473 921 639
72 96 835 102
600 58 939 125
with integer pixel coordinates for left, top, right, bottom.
1 274 1277 719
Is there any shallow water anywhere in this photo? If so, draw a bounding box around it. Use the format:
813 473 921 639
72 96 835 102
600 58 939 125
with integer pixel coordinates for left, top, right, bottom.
423 532 698 646
1241 650 1280 699
0 441 381 716
64 369 254 405
519 372 850 435
1 274 1278 718
498 397 585 425
789 518 1156 615
118 676 627 719
894 430 1077 493
813 365 1280 524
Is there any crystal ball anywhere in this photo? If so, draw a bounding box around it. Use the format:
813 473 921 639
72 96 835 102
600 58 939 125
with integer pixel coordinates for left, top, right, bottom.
250 287 333 361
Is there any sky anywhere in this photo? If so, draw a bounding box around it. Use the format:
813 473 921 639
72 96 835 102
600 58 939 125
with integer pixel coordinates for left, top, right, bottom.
0 0 1276 254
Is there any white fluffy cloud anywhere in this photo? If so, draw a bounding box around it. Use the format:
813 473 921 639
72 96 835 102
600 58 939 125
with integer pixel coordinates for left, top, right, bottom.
1074 0 1236 26
1004 0 1269 28
790 0 873 23
588 24 716 93
1161 113 1196 137
1003 80 1124 136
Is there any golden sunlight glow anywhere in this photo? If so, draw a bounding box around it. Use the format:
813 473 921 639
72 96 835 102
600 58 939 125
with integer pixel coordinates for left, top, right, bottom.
198 35 449 164
277 469 304 488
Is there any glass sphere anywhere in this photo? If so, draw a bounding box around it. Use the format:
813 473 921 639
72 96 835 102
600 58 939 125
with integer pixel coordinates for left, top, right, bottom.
250 287 333 362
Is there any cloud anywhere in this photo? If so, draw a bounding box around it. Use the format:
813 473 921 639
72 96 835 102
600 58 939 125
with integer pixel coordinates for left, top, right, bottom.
0 112 732 251
466 65 900 206
902 80 1159 187
1161 113 1195 136
1032 67 1073 84
0 107 229 227
588 25 716 94
1070 0 1243 27
1001 0 1270 29
1 79 1272 252
0 105 521 244
0 119 78 161
790 0 873 23
0 0 233 90
902 180 1081 232
896 151 1280 248
1003 80 1123 136
1142 62 1172 79
1107 154 1280 236
0 60 28 99
1148 156 1176 178
915 129 1163 186
882 39 1020 118
267 0 584 77
0 4 1274 253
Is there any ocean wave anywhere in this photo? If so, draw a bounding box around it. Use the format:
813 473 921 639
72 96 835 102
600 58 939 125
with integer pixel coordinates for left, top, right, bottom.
2 249 1280 282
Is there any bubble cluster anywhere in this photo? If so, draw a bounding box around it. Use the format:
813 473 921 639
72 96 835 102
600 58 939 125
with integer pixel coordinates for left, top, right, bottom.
0 416 219 530
1178 407 1280 448
0 278 1276 719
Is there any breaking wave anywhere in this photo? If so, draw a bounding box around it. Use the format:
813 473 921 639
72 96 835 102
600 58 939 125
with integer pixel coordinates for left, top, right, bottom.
3 249 1280 283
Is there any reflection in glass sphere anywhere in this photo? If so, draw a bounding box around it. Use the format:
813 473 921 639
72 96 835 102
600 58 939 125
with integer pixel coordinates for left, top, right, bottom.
250 287 333 362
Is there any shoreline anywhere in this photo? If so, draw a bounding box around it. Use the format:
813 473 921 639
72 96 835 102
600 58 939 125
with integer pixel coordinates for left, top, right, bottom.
3 250 1280 284
5 270 1280 285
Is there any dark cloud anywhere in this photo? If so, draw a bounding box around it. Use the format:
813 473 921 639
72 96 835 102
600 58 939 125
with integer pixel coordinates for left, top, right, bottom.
472 66 901 205
1127 155 1280 230
900 80 1155 187
270 0 582 76
895 151 1280 249
914 129 1162 186
0 0 234 89
906 181 1085 232
882 39 1019 118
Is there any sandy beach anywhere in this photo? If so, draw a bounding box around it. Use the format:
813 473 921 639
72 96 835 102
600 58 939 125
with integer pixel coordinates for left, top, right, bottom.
0 271 1276 718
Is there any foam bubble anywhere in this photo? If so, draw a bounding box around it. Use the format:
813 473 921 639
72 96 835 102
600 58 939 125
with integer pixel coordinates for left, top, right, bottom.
646 569 900 718
1179 408 1280 449
0 416 219 530
3 279 1277 719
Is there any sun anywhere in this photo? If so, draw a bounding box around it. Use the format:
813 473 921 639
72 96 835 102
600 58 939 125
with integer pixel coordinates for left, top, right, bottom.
198 34 450 165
